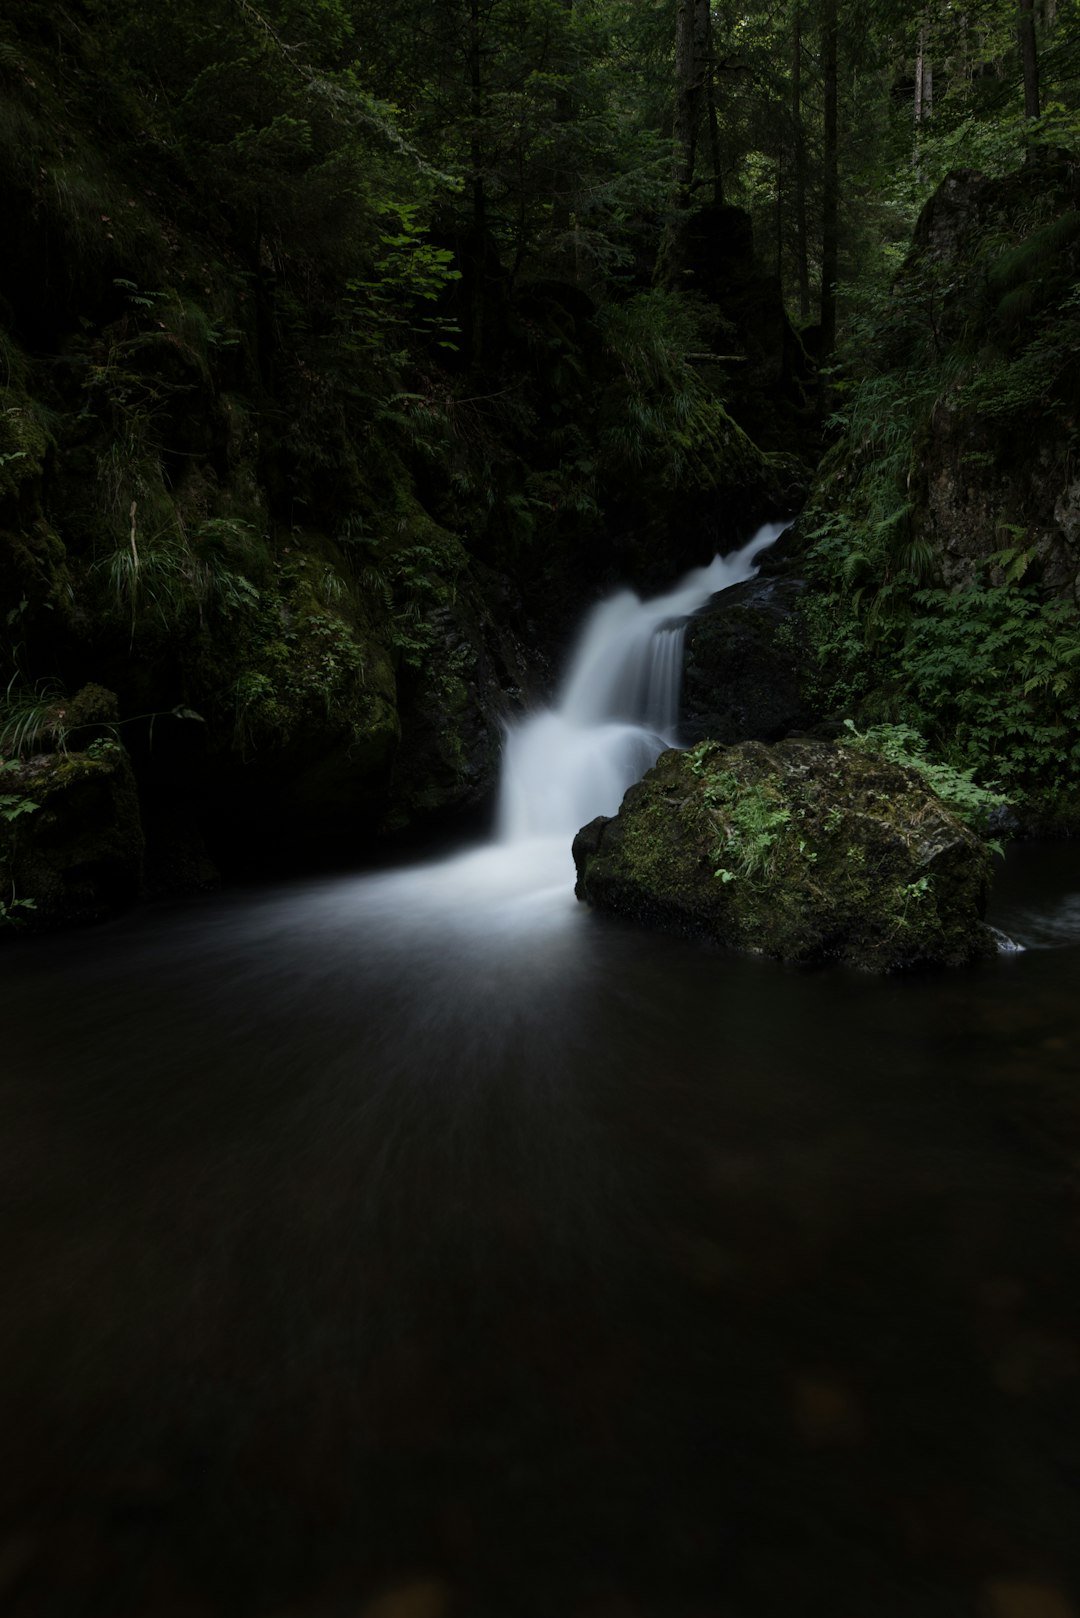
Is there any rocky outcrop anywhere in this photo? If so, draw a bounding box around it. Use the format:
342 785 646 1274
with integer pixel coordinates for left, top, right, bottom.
917 389 1080 598
573 738 994 971
0 740 144 930
382 570 536 835
902 157 1080 596
682 571 811 746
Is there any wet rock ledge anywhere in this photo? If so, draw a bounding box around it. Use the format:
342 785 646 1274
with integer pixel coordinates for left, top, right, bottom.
573 738 995 972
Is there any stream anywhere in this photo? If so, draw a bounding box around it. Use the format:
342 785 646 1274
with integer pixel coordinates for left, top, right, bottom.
1 529 1079 1618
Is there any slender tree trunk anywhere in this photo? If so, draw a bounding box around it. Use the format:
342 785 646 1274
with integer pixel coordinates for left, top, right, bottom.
467 0 488 361
914 21 932 167
705 1 723 205
776 146 784 294
552 0 575 239
664 0 710 286
673 0 708 208
1019 0 1041 120
820 0 839 363
793 5 810 322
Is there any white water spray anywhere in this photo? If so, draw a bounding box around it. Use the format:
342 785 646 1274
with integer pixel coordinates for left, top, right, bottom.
497 521 787 846
345 520 786 945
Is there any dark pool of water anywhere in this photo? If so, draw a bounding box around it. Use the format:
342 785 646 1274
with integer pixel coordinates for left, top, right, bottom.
1 841 1079 1618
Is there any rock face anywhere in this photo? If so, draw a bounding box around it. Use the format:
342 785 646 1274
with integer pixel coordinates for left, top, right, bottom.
0 740 144 930
902 158 1080 596
573 738 994 971
682 572 810 747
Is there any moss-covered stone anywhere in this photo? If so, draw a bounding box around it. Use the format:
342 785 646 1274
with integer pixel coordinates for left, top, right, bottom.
0 740 144 929
873 159 1080 597
683 571 811 747
572 738 995 971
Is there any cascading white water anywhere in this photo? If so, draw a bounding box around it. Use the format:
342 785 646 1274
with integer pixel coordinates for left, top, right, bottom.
497 521 787 846
344 520 786 941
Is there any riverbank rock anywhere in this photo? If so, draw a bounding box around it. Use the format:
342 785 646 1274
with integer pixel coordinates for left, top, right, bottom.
682 571 811 746
887 158 1080 596
0 740 144 929
572 738 994 971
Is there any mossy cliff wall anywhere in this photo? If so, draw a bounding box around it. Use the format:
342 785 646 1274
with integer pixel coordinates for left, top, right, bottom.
792 157 1080 824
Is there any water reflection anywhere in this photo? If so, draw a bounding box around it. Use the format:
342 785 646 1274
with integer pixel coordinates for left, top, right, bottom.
1 843 1079 1616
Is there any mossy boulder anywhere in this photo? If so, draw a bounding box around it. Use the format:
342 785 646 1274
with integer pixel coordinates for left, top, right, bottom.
887 159 1080 597
683 571 811 747
572 738 995 971
0 739 144 929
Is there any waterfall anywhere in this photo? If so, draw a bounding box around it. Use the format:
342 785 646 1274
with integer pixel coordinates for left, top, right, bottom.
345 520 786 937
497 521 787 846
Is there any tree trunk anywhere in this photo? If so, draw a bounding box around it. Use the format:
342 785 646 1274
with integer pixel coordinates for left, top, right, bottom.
793 5 810 322
464 0 490 362
820 0 839 363
914 20 932 167
776 146 784 294
552 0 576 240
705 0 723 206
664 0 711 286
673 0 709 208
1019 0 1041 121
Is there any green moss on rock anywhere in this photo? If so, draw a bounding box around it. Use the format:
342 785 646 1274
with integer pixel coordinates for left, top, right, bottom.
572 738 995 971
0 740 144 929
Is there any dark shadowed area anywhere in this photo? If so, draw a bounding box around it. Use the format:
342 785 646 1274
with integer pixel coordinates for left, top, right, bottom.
1 840 1079 1618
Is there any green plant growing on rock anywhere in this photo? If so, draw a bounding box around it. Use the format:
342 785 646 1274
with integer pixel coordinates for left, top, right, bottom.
575 740 994 972
698 771 794 884
0 759 39 929
1 760 40 822
0 681 69 757
97 513 262 637
842 721 1009 841
0 887 37 928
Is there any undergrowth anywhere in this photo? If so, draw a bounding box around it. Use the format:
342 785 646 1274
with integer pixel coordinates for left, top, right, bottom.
841 720 1008 843
799 160 1080 820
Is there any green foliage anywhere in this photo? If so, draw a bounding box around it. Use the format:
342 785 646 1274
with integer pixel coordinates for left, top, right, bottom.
897 584 1080 805
96 518 264 636
0 760 40 929
959 285 1080 419
346 202 462 361
595 291 758 494
799 561 1080 812
798 143 1080 822
0 681 69 757
0 759 40 824
223 546 395 759
841 720 1008 838
230 606 371 753
688 746 796 883
0 395 50 503
0 888 37 929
